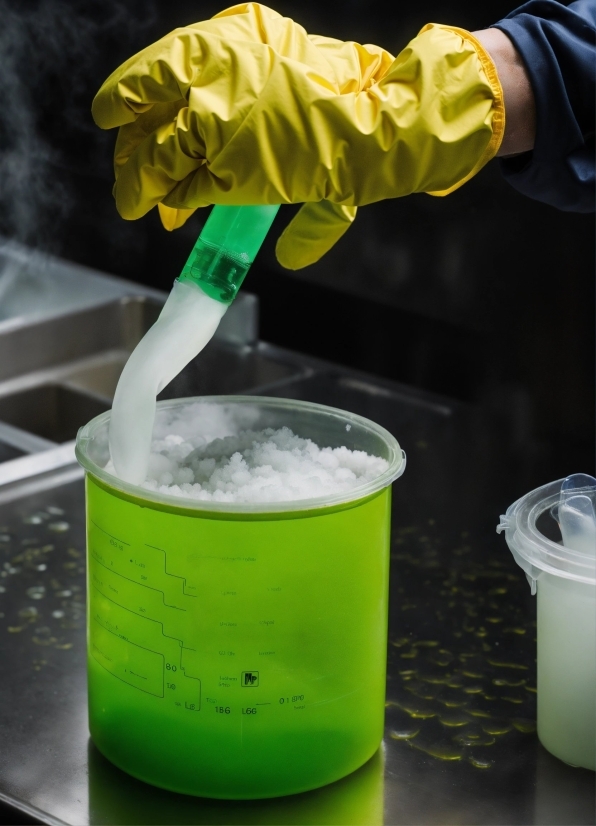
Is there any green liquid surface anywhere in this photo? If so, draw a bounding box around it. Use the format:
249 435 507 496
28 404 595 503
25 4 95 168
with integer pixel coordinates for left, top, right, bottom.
86 476 392 798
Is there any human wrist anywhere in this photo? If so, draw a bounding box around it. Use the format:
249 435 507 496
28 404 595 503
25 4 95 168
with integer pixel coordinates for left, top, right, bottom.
473 27 536 157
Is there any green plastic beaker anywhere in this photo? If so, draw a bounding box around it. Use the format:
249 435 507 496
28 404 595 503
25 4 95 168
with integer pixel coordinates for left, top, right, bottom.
76 396 405 799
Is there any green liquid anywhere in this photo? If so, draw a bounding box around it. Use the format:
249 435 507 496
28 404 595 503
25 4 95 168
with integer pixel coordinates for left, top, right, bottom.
86 475 391 799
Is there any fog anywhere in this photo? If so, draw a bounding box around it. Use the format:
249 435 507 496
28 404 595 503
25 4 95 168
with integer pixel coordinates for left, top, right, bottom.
0 0 156 248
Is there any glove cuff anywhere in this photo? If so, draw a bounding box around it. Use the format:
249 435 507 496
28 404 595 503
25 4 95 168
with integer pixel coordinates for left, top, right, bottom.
422 24 505 196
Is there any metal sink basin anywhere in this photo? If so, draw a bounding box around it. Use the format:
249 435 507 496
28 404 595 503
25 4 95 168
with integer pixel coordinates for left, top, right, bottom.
0 441 24 464
158 341 302 400
0 294 305 458
259 371 454 432
0 296 161 385
0 385 109 444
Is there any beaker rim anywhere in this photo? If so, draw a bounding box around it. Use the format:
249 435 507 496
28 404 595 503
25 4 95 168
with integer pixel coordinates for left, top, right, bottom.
498 479 596 586
75 395 406 515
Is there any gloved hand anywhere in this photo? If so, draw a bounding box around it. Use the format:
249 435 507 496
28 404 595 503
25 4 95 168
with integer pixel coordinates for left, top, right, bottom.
92 3 504 270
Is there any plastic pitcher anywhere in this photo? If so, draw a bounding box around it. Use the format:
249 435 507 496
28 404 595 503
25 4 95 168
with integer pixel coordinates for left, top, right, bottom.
76 396 405 798
498 477 596 770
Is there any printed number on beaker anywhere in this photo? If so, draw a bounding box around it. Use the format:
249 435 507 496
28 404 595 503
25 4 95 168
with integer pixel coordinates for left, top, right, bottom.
215 706 231 714
166 663 177 671
279 695 304 704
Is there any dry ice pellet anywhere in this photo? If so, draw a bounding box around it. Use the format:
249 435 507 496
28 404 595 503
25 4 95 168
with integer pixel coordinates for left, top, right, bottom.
107 402 389 504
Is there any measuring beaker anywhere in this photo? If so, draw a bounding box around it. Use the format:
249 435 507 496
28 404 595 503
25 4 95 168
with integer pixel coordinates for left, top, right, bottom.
76 396 405 799
498 479 596 771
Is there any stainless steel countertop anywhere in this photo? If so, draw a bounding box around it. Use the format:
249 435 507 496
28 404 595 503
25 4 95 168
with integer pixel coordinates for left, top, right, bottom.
0 254 593 826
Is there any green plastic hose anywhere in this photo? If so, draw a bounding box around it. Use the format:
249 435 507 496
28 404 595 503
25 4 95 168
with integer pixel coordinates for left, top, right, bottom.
179 205 280 304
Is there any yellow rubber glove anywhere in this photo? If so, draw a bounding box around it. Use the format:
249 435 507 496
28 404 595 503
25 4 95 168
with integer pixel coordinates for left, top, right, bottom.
92 3 504 270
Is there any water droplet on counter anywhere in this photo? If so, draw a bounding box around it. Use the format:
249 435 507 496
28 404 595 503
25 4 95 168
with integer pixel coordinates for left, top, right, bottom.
32 635 58 646
51 610 65 619
510 718 536 733
56 590 72 598
439 698 468 709
390 727 420 740
8 626 25 633
487 659 528 670
493 678 526 687
0 586 5 594
54 642 73 650
48 522 70 533
399 702 437 720
46 506 65 516
23 515 44 525
467 709 491 719
482 722 512 736
439 713 469 728
524 686 537 694
501 696 524 705
405 684 439 701
454 733 496 747
0 534 11 543
419 673 451 685
26 586 46 600
36 564 47 572
18 606 39 620
469 756 492 769
463 686 484 695
410 742 464 761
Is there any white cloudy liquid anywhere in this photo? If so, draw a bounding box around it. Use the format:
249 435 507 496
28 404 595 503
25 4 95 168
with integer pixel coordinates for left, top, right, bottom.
109 280 227 485
537 572 596 770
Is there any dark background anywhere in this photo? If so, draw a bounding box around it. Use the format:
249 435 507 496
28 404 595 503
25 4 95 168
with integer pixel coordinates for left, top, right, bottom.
0 0 594 484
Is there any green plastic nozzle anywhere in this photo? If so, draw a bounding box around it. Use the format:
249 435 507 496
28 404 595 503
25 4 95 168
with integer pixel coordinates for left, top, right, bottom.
179 205 280 304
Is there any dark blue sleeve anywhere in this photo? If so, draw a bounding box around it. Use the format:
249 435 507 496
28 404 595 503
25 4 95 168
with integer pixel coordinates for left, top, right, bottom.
493 0 595 213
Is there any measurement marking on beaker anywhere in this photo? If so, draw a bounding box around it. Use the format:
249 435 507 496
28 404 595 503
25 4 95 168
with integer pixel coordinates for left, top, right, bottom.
93 589 202 705
145 544 198 597
92 583 194 654
201 556 256 562
255 703 271 706
92 641 111 663
91 617 164 697
91 550 186 612
90 520 130 547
